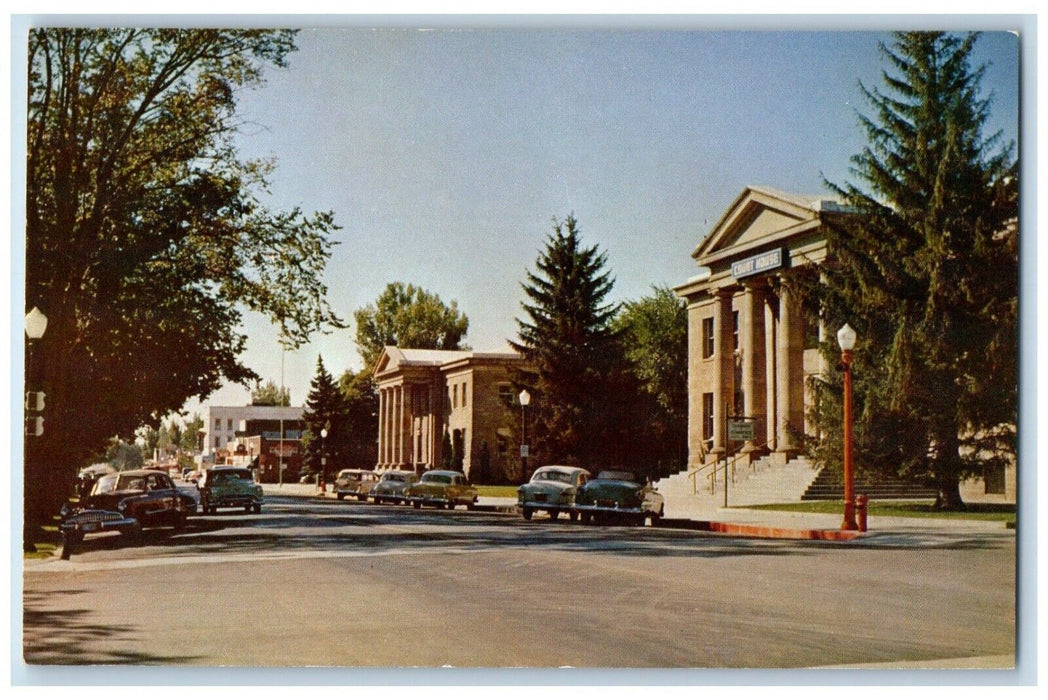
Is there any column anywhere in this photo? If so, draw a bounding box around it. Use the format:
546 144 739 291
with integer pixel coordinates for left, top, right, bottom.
741 282 767 452
711 289 734 454
377 388 386 467
764 292 778 450
776 281 804 455
395 385 404 466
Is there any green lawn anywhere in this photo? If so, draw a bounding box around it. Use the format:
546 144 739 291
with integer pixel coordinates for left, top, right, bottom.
744 500 1016 522
475 485 519 498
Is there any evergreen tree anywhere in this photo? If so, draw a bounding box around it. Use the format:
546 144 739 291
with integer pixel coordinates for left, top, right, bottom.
795 32 1018 509
511 215 625 469
301 356 349 479
338 368 379 467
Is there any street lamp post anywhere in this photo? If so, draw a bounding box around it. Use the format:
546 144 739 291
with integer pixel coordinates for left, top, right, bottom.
837 323 859 531
518 389 531 482
24 307 48 553
319 427 328 494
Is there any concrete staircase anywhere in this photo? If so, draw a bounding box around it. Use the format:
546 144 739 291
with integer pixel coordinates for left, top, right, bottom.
800 468 939 501
654 455 820 517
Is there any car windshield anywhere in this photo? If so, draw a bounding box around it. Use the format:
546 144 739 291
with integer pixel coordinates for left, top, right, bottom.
534 470 574 484
423 474 452 484
94 474 146 494
213 470 252 483
382 474 407 482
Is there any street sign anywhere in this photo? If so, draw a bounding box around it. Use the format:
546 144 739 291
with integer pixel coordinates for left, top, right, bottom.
728 420 754 441
520 445 529 458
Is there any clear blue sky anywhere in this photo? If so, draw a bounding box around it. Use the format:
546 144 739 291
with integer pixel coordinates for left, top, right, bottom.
186 25 1020 411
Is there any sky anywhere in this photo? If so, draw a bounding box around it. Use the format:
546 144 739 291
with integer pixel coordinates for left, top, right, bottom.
180 23 1020 414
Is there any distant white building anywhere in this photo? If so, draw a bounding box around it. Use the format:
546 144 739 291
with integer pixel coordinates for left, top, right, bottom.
202 405 304 456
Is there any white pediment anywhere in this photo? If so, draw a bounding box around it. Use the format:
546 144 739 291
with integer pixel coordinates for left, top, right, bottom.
692 186 836 262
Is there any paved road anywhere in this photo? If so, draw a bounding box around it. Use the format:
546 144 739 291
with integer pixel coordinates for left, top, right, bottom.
21 493 1015 670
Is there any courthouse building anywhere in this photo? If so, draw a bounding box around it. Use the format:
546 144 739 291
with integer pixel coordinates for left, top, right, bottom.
373 346 529 482
674 186 844 470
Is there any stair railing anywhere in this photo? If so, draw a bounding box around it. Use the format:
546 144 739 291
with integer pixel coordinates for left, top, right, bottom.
705 441 773 496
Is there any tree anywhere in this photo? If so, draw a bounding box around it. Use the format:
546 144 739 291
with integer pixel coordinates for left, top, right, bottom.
338 368 379 467
181 413 205 454
612 285 689 476
24 29 343 536
794 32 1018 509
301 356 349 479
354 282 470 370
105 439 144 471
251 379 291 406
510 215 626 469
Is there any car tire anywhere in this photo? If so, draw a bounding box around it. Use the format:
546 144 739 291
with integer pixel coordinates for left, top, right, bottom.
412 500 421 510
548 509 559 521
522 507 533 520
337 493 345 500
252 503 261 514
175 512 187 531
373 496 383 505
568 511 579 522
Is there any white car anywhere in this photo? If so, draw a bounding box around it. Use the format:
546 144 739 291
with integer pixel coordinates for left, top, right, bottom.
517 466 591 521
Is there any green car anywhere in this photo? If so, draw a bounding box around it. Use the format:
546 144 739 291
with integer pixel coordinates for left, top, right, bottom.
405 470 478 510
199 467 264 514
574 470 665 526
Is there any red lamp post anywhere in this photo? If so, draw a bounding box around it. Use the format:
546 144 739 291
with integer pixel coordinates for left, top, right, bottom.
837 323 859 531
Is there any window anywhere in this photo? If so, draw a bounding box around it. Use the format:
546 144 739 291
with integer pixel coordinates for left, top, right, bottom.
227 418 233 431
702 393 715 443
461 382 468 407
733 310 739 351
215 418 222 429
452 385 458 409
702 317 715 358
498 384 515 407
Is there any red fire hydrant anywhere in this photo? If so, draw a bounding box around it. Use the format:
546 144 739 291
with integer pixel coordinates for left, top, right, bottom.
856 494 869 532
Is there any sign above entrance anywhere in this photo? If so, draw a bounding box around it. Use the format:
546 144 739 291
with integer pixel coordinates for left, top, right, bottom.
731 248 785 279
728 420 755 441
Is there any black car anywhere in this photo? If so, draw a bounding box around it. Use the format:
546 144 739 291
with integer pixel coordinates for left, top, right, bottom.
59 469 192 558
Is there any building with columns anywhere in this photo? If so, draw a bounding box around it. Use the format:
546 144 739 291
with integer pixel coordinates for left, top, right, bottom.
373 346 529 482
674 186 844 470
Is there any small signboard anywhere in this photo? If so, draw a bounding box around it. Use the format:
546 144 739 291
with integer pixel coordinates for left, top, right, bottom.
728 420 755 441
520 445 530 458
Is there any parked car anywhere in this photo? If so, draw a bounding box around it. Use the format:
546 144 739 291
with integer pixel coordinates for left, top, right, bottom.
574 470 665 526
334 469 380 501
199 467 264 514
517 465 591 521
405 470 478 510
59 469 190 558
369 470 420 505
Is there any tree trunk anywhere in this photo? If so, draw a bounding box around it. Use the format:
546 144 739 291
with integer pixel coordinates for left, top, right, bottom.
932 428 966 511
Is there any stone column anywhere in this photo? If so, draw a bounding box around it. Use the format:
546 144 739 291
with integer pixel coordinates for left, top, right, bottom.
776 281 804 455
764 292 778 450
711 289 734 455
741 282 767 452
395 385 405 466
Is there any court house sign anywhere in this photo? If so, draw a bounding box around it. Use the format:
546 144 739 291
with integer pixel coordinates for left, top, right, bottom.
731 248 784 279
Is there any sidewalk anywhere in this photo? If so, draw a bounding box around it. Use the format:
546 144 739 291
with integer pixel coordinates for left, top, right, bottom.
262 483 1013 541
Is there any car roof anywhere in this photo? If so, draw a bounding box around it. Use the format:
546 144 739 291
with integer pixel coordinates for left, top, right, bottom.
339 469 374 474
535 465 590 475
424 470 463 476
111 469 168 477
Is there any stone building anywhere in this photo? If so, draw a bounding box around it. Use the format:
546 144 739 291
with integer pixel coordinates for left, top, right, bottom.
674 185 1015 503
674 187 845 469
373 346 529 482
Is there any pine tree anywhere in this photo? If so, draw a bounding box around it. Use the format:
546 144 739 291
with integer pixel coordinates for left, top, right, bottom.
511 215 625 468
796 32 1018 509
301 356 349 479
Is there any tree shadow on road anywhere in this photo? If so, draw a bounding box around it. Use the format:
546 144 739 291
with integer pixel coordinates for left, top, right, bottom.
22 591 206 665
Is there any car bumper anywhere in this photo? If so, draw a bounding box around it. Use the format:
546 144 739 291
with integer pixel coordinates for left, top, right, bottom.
60 510 138 535
208 495 263 508
574 503 648 516
518 498 572 510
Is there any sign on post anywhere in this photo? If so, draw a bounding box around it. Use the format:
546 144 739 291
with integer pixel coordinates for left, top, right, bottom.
728 420 754 442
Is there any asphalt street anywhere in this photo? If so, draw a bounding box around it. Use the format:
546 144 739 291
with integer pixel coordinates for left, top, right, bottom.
21 491 1016 673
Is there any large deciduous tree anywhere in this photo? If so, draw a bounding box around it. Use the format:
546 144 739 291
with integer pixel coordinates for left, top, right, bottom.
794 32 1018 509
337 368 379 468
511 215 627 469
613 285 689 476
25 29 343 536
353 281 470 371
